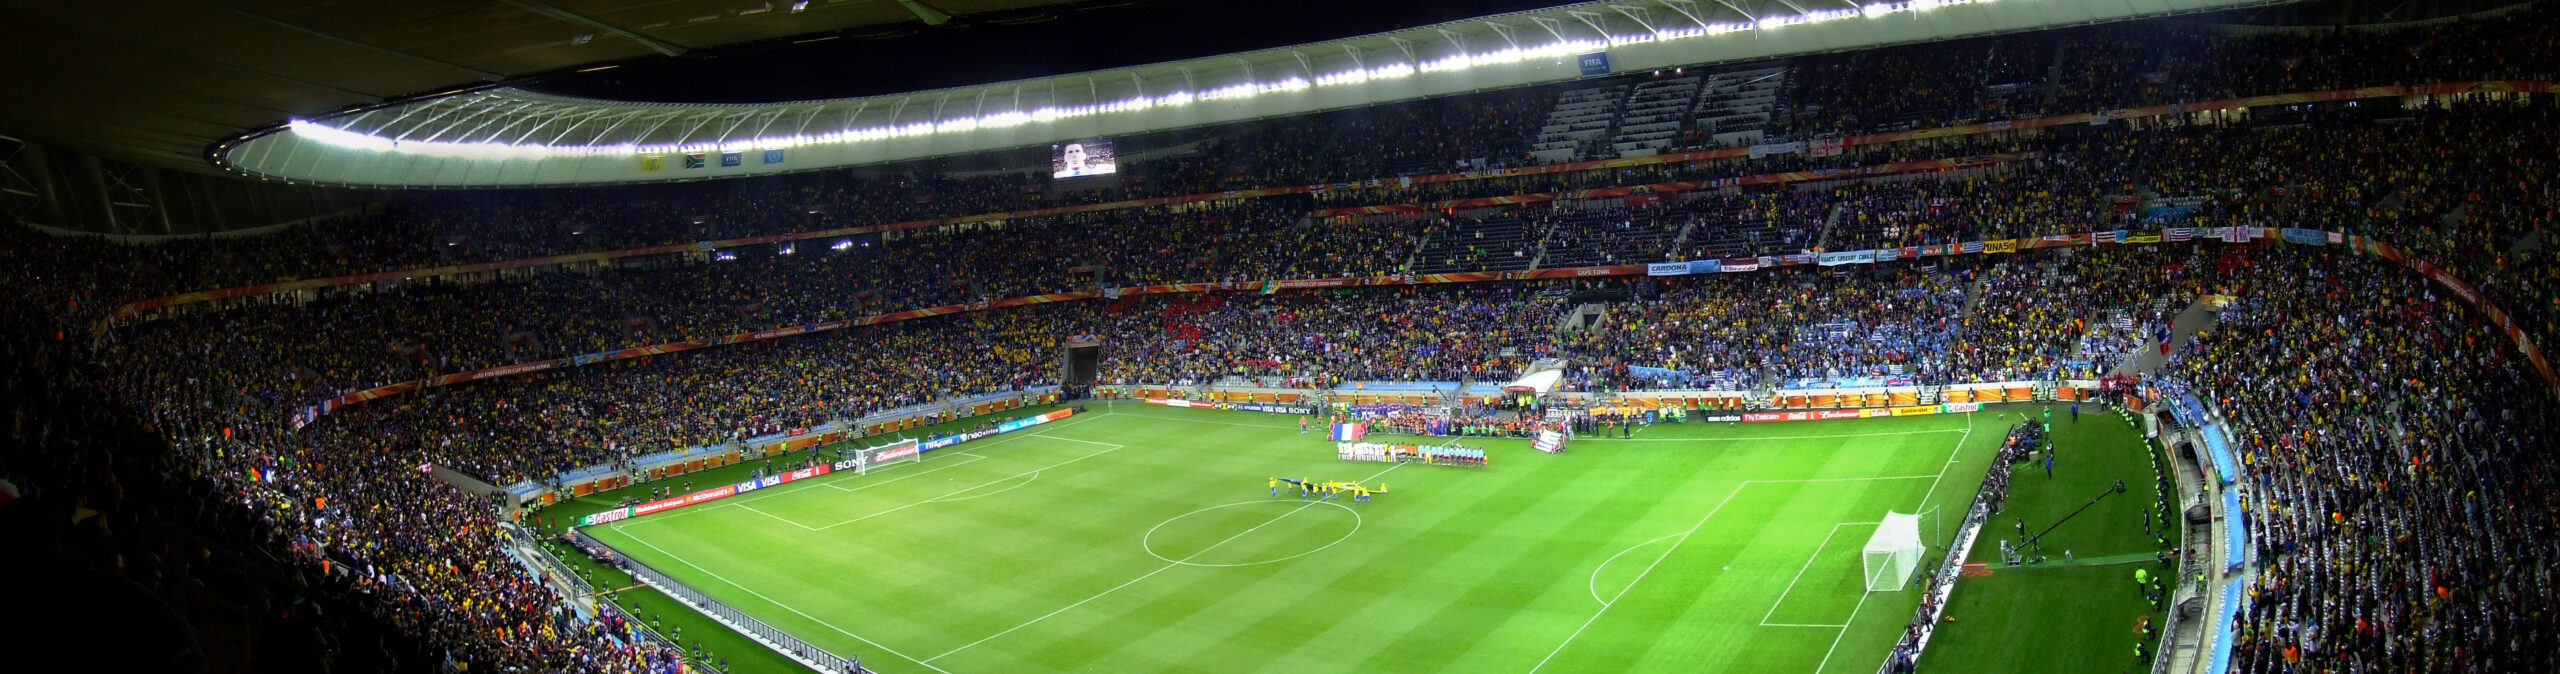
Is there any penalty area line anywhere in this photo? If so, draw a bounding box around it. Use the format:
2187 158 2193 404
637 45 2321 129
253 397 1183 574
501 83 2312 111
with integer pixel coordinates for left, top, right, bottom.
1810 426 1972 674
1529 481 1747 674
809 428 1135 531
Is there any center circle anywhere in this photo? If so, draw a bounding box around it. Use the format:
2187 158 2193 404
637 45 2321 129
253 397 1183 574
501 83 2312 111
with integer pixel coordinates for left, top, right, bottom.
1141 500 1363 568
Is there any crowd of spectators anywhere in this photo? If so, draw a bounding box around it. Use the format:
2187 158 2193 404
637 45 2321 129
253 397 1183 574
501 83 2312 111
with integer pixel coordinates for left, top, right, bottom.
3 10 2557 673
1560 265 1977 390
1091 285 1566 387
2176 246 2560 672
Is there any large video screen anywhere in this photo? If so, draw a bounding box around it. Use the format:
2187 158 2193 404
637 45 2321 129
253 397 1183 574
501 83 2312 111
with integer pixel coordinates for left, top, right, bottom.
1051 138 1116 179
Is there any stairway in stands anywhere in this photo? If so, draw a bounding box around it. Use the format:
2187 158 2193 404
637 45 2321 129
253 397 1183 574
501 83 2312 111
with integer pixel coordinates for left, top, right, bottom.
1690 64 1788 148
1412 213 1542 274
1606 75 1702 158
1528 84 1628 163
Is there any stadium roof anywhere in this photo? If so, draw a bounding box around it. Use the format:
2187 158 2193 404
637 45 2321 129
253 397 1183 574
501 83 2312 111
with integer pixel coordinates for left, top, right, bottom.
0 0 1106 171
78 0 2293 188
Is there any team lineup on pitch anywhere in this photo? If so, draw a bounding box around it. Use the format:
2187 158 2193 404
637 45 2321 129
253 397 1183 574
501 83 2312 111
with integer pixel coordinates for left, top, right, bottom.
575 404 2029 673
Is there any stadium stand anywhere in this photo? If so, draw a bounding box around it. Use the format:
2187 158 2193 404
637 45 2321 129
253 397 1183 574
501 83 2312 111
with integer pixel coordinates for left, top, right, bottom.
5 10 2559 672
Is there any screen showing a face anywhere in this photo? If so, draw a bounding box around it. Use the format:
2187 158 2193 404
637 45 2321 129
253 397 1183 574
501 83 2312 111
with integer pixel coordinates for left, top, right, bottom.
1051 139 1116 179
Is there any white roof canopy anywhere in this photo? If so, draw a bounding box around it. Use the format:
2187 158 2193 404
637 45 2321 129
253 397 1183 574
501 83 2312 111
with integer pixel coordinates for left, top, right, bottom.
215 0 2288 187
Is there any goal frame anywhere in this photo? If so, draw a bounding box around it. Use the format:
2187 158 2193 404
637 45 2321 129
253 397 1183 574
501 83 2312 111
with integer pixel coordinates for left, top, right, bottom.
1861 511 1927 592
856 438 921 475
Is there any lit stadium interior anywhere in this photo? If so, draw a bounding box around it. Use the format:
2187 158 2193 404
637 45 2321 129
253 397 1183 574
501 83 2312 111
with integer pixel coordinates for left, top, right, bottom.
1 0 2555 672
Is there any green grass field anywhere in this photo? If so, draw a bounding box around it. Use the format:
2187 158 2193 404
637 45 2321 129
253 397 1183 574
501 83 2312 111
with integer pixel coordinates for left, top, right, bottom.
1918 408 2183 674
564 402 2150 674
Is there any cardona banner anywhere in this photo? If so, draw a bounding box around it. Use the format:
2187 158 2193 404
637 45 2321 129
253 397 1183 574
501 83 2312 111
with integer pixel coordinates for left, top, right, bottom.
1647 262 1693 276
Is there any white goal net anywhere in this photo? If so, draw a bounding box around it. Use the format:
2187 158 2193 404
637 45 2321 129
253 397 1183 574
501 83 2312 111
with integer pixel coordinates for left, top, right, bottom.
1862 511 1926 592
856 438 921 475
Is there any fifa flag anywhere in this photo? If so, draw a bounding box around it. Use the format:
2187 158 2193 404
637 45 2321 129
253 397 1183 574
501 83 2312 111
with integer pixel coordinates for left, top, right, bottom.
1533 430 1567 454
1329 422 1367 442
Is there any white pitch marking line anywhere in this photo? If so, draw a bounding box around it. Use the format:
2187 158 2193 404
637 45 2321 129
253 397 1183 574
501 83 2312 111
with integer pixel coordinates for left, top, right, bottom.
924 462 1403 664
637 452 991 526
1022 434 1122 447
810 436 1133 531
617 527 958 674
1598 428 1968 442
1588 533 1684 606
1811 592 1874 674
642 418 1100 528
1759 522 1880 627
1763 475 1939 483
736 503 818 531
1914 426 1974 511
1764 623 1850 628
923 504 1310 664
1529 482 1747 674
1763 525 1849 627
927 471 1040 503
820 452 988 493
1813 425 1973 674
1108 408 1297 429
1533 431 1978 674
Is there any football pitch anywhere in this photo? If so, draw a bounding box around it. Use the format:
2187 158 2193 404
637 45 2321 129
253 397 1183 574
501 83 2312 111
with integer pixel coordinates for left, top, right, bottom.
581 404 2024 674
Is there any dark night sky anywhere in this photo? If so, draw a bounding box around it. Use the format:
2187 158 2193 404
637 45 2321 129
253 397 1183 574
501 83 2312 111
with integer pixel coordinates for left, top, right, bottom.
529 0 1580 104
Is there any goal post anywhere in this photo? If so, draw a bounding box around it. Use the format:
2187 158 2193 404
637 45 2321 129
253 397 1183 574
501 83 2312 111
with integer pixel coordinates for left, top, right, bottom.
1862 511 1926 592
856 438 921 475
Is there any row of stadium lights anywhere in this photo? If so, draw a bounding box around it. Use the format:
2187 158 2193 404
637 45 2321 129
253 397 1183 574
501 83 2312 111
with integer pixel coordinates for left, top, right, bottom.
282 0 1983 161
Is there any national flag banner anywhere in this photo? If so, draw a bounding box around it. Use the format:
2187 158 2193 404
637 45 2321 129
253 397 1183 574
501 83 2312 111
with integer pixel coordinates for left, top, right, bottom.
2092 230 2119 244
683 153 706 169
640 156 666 171
1260 280 1281 295
2165 228 2193 242
1329 422 1368 442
